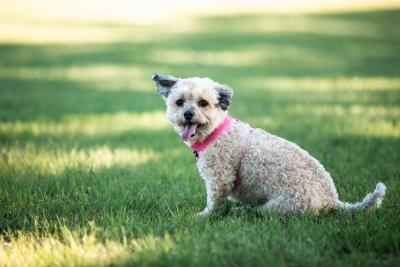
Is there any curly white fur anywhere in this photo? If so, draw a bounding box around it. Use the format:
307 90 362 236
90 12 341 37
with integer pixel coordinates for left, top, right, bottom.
153 74 387 215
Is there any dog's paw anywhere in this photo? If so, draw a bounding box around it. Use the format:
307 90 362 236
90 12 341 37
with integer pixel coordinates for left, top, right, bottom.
196 207 211 216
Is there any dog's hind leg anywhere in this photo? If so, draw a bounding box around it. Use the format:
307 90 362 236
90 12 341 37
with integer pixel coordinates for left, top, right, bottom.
227 196 239 202
257 195 293 213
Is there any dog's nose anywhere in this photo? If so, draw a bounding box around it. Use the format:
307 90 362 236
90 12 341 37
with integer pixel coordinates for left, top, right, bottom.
184 110 194 121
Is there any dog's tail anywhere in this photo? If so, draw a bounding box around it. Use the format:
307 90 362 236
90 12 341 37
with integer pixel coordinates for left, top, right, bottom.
337 182 386 211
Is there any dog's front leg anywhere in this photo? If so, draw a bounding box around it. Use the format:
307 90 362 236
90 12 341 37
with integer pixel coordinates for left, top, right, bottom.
197 176 234 216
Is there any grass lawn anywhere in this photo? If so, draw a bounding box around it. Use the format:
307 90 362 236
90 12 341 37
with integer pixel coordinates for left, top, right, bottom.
1 9 400 267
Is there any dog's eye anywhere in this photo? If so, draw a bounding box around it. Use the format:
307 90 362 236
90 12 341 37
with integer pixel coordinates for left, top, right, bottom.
199 100 208 107
176 99 184 106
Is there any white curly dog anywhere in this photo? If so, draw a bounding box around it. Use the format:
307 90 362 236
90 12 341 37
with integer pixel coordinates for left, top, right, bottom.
152 73 386 215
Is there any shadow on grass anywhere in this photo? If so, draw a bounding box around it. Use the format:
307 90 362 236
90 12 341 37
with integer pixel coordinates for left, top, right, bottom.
0 78 164 122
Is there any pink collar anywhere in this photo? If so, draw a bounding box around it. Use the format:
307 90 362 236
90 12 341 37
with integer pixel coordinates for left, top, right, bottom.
191 116 236 159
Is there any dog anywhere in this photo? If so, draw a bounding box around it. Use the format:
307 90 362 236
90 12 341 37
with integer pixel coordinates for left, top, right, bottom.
152 73 386 215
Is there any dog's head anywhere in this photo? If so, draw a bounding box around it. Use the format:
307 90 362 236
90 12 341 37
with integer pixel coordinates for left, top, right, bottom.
152 73 233 143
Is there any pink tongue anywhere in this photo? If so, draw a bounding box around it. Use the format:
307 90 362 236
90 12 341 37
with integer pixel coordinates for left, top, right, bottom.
182 124 198 141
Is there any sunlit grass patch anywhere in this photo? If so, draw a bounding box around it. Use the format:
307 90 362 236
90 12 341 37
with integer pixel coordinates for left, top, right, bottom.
0 22 162 44
1 145 158 178
249 104 400 138
279 104 400 120
243 76 400 91
0 111 168 137
149 49 264 67
197 15 397 39
149 45 344 67
0 65 153 91
0 225 175 267
344 42 400 58
296 104 400 118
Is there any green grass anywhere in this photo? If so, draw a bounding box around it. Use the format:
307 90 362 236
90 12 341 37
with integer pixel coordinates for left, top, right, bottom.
1 9 400 267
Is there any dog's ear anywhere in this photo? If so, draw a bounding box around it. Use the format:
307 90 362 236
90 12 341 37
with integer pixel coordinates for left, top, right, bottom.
215 84 233 111
152 73 178 98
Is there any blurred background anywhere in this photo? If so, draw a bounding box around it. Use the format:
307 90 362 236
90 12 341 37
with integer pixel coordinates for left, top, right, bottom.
1 0 400 136
2 1 400 44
